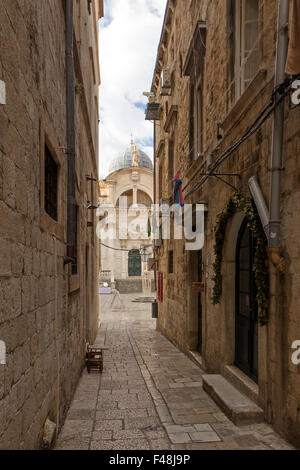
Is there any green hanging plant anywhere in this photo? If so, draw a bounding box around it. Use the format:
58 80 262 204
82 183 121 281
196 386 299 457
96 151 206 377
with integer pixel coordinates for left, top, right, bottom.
212 191 269 325
75 81 84 95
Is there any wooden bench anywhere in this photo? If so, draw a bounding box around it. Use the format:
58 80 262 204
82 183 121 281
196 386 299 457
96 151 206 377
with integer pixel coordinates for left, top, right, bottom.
86 345 109 374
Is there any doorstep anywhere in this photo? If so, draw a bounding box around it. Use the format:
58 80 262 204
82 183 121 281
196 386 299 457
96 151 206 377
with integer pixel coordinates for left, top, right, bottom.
202 374 264 426
188 350 205 370
222 365 260 406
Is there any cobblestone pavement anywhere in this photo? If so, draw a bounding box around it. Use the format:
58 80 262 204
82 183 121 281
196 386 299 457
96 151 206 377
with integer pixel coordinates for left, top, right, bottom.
55 294 294 451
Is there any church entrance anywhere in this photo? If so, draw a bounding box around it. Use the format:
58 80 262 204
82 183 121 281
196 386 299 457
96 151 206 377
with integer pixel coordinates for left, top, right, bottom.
128 250 141 277
235 219 258 383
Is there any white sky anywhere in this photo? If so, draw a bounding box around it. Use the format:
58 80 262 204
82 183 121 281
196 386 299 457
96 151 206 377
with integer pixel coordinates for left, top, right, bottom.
98 0 167 178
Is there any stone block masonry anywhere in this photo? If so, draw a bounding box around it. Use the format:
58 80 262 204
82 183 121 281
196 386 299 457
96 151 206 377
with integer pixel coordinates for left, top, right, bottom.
152 0 300 448
55 294 294 450
0 0 102 449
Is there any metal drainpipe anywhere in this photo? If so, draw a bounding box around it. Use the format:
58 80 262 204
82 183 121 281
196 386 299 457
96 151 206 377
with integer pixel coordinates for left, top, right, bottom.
53 236 60 438
153 121 157 292
66 0 76 259
268 0 289 251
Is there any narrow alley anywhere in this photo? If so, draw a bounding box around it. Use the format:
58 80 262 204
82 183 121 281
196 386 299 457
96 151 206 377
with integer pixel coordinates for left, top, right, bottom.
1 0 300 453
55 295 294 451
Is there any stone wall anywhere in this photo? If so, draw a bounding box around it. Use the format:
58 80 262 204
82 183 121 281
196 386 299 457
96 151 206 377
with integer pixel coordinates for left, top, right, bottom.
152 0 300 447
0 0 101 449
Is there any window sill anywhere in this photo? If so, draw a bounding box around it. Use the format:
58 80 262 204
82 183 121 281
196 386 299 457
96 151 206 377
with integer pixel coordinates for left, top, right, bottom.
222 68 268 133
40 209 65 242
69 273 80 293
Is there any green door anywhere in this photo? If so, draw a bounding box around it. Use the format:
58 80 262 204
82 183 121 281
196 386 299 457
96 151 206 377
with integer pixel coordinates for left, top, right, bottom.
235 219 258 383
128 250 141 277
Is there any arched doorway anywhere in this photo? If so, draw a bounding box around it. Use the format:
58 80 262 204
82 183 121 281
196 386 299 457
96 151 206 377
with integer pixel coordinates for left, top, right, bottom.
128 250 141 277
235 219 258 382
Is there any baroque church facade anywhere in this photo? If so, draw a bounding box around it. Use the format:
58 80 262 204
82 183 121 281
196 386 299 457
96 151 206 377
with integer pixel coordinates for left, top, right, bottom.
99 140 154 293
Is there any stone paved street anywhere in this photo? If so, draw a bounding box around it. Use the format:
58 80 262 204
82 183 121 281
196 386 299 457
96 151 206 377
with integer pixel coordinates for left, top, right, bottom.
55 294 294 451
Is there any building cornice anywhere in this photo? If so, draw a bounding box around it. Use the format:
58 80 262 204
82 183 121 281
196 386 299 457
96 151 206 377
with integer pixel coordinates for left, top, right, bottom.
150 0 176 95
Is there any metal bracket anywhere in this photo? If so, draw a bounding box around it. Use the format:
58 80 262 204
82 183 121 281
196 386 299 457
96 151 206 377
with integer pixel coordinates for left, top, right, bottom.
86 175 98 182
198 173 241 191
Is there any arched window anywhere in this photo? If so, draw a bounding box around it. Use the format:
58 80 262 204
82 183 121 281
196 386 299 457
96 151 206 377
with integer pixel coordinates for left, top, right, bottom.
128 250 141 277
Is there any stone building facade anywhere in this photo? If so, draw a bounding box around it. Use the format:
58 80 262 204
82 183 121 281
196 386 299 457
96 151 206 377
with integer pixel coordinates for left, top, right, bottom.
0 0 103 449
151 0 300 447
99 140 154 294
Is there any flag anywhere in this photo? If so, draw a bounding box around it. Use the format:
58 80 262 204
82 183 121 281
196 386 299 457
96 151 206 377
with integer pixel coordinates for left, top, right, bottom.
172 171 184 220
173 171 184 207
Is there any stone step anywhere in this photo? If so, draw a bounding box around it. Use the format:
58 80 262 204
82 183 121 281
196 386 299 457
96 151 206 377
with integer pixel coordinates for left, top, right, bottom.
202 374 264 426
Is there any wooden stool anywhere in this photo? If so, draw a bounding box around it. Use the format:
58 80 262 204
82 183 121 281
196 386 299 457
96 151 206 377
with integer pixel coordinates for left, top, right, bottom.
86 346 108 374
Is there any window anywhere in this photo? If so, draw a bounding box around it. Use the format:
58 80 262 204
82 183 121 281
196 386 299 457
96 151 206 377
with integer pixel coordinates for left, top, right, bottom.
235 0 259 99
195 84 203 157
169 250 174 274
40 115 64 241
184 21 206 162
44 144 58 221
189 82 203 160
87 0 92 14
189 84 195 160
168 139 174 192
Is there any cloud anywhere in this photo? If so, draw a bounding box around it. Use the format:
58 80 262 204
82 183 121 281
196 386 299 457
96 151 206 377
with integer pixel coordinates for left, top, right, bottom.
99 0 167 178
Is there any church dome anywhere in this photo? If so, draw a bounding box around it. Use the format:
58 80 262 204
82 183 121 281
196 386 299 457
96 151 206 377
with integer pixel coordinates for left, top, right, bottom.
108 140 153 174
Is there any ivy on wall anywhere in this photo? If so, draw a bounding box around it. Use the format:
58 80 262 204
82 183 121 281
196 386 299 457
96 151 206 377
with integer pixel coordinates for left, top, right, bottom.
212 191 270 325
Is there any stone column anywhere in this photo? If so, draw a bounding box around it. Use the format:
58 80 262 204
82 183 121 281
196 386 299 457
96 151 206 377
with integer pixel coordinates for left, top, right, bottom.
121 241 128 279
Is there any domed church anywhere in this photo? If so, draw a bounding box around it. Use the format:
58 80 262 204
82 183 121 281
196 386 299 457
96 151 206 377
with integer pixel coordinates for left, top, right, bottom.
99 139 154 294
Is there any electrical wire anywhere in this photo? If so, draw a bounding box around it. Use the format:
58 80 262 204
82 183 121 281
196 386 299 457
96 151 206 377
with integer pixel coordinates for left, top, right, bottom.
184 78 296 199
157 10 278 182
100 242 130 252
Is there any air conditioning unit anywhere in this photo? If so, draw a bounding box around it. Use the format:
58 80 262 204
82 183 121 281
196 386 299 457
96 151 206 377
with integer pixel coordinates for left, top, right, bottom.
160 69 172 95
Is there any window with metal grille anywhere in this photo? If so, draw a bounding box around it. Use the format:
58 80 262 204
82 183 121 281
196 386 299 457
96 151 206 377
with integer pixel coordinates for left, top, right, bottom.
72 206 78 275
44 144 58 221
169 250 174 274
87 0 92 15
